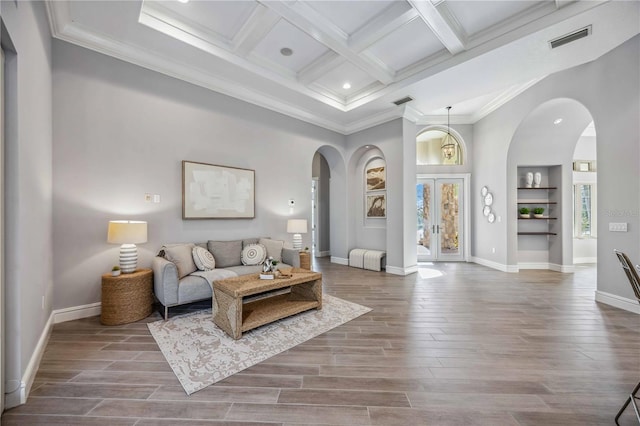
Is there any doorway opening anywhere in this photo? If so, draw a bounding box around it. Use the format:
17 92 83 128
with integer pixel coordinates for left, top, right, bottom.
417 175 469 262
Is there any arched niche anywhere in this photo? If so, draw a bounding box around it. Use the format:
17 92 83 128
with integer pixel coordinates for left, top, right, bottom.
506 98 594 270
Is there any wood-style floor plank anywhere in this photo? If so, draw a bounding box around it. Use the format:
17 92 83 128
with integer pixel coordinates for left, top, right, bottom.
2 260 639 425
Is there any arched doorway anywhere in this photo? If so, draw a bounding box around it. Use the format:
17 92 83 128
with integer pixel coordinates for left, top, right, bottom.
507 98 595 271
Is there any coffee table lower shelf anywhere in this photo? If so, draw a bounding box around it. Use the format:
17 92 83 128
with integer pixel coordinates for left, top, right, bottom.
242 294 320 333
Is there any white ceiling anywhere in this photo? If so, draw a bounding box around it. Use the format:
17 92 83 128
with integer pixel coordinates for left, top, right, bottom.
46 0 640 134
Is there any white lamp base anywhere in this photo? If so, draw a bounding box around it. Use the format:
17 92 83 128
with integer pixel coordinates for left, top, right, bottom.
292 234 302 250
119 243 138 273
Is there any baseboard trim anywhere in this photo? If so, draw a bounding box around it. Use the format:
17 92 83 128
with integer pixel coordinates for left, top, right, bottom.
386 265 418 276
595 290 640 314
470 256 517 273
5 310 55 408
574 257 597 264
331 256 348 266
53 302 102 324
517 263 574 273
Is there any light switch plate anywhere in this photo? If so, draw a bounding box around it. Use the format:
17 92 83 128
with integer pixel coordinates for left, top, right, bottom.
609 222 628 232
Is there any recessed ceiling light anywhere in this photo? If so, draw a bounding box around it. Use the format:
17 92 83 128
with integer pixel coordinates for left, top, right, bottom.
280 47 293 56
554 118 563 125
365 145 370 149
342 82 351 90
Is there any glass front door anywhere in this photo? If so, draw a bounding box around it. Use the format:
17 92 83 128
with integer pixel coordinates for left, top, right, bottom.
417 178 464 262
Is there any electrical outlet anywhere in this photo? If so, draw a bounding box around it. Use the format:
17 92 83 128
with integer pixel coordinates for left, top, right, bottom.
153 194 161 203
492 248 496 254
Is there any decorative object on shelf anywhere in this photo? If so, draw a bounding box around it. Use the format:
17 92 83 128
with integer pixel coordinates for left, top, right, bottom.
111 266 121 277
526 172 533 188
107 220 148 274
534 172 542 188
182 160 255 219
519 207 530 218
441 106 456 160
287 219 308 250
533 207 545 218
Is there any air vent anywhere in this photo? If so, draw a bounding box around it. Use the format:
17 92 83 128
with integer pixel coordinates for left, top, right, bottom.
549 26 591 49
392 96 413 106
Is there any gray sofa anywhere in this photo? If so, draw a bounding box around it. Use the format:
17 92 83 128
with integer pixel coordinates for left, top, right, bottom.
152 238 300 319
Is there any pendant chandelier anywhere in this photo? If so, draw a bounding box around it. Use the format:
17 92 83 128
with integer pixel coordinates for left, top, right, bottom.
441 106 456 160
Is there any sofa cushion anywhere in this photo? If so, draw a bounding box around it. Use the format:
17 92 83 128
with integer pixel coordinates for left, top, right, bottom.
192 246 216 271
207 240 242 268
242 238 259 248
259 238 284 262
224 264 264 276
163 243 197 279
241 243 267 266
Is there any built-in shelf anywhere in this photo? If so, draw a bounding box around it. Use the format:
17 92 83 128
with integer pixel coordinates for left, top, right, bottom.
518 217 557 220
517 201 557 204
518 232 557 235
517 187 557 190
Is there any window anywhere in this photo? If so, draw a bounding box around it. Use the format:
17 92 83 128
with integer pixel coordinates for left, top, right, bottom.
574 183 596 238
416 129 463 165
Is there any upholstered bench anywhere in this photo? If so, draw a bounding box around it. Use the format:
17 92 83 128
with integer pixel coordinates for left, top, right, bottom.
349 248 386 272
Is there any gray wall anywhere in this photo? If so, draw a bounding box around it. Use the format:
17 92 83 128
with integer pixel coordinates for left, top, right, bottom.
1 0 53 405
52 40 345 309
472 35 639 301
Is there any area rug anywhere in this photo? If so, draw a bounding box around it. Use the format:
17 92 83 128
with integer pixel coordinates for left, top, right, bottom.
148 294 371 395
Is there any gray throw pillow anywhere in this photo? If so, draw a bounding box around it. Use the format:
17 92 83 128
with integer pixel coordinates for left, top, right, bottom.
163 243 197 279
207 240 242 268
259 238 284 262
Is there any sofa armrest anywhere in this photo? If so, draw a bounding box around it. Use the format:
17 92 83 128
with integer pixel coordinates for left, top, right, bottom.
152 256 179 307
282 248 300 268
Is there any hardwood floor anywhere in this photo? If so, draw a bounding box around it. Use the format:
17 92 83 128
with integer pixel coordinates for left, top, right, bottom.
3 260 639 425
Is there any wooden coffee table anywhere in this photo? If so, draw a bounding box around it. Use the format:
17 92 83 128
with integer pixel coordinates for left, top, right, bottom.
212 268 322 339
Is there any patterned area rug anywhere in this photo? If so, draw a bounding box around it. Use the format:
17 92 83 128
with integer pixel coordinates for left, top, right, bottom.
148 294 371 395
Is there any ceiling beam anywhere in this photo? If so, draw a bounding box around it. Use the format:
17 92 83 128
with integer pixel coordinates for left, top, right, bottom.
349 2 419 52
259 0 395 84
232 4 280 56
407 0 466 55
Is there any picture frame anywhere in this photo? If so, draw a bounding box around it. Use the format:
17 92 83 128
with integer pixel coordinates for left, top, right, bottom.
182 160 255 219
366 193 386 218
366 165 386 191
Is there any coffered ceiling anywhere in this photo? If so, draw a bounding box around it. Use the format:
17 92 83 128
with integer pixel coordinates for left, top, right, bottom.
46 1 639 134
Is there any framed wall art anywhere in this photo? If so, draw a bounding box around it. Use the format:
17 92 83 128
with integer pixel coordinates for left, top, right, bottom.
366 164 386 191
366 193 386 218
182 160 255 219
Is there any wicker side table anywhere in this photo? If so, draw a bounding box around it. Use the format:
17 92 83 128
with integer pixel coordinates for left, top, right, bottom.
299 251 311 270
101 268 153 325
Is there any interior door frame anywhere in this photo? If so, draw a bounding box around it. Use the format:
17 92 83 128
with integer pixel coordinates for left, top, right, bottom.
1 46 5 416
417 173 471 262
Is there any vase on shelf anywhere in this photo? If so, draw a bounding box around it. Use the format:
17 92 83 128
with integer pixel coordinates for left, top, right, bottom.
525 172 533 188
534 172 542 188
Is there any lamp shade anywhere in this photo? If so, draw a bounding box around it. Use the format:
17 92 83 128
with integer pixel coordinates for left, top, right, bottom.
107 220 148 244
287 219 308 234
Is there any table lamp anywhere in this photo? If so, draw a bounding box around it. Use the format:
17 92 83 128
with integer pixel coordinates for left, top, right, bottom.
107 220 147 273
286 219 307 250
